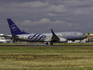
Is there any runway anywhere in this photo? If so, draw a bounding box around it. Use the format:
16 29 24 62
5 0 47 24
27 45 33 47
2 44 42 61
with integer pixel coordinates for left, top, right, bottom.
0 44 93 47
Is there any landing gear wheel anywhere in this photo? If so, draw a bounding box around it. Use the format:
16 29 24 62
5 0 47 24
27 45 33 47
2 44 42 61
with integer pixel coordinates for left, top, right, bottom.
45 42 49 45
50 41 53 46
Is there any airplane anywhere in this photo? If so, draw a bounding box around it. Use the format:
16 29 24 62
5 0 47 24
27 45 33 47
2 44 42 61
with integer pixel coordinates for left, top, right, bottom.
6 19 87 45
0 34 12 43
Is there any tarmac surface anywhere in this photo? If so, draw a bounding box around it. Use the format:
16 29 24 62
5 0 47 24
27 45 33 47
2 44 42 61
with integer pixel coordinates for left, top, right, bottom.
0 44 93 47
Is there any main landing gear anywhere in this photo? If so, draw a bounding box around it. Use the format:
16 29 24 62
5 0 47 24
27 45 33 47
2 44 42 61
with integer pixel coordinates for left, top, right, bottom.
50 41 53 46
45 42 53 46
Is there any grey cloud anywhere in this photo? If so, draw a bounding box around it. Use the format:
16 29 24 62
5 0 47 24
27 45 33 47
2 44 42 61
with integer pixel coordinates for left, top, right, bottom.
0 0 93 34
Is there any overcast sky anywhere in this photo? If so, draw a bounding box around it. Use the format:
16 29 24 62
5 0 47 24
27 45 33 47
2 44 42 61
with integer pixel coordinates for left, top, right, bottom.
0 0 93 34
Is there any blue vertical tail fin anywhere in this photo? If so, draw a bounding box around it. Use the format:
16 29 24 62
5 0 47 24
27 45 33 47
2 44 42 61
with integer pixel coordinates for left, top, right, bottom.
7 19 29 35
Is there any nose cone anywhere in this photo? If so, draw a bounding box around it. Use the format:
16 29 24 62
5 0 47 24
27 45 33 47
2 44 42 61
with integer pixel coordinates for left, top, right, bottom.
82 33 87 38
84 35 87 38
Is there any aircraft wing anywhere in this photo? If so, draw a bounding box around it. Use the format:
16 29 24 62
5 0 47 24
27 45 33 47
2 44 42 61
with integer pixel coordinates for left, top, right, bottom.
44 29 60 42
50 29 67 42
51 29 60 42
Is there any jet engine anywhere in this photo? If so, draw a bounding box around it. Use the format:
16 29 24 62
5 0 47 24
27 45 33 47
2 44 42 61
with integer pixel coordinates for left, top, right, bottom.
59 38 67 42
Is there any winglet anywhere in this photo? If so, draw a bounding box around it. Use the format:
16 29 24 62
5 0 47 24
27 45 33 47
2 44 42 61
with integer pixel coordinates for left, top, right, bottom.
51 29 55 35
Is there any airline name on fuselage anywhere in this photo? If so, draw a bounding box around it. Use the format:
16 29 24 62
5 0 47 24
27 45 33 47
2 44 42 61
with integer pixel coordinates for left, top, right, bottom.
62 32 78 35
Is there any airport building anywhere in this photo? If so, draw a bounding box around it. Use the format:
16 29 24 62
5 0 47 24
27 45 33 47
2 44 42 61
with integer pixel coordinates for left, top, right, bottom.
86 33 93 42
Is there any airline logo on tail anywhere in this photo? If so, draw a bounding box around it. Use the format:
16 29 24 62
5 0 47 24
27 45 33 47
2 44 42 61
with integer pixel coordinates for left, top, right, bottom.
7 19 29 35
11 24 17 31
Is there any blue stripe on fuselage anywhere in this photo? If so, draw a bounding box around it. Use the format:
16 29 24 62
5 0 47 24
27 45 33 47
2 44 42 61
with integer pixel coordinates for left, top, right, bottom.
32 34 41 41
28 34 46 41
36 35 46 42
28 33 38 40
67 36 77 39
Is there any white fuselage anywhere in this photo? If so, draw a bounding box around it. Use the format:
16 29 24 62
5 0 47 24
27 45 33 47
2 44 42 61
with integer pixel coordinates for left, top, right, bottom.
16 32 87 42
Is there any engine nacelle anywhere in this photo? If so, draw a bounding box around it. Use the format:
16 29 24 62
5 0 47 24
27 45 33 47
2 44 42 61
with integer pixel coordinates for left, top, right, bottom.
59 38 67 42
